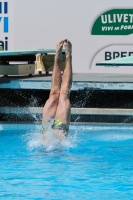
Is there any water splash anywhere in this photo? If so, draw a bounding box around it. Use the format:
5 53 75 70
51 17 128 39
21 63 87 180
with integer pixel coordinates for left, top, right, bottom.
29 95 39 107
23 124 75 153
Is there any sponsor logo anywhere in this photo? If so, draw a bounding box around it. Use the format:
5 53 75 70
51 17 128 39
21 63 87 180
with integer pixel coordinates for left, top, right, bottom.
91 45 133 73
0 36 8 50
0 1 8 33
91 9 133 35
0 1 8 50
105 51 133 60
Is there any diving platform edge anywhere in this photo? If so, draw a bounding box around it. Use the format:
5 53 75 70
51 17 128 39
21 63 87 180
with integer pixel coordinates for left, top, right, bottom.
1 73 133 91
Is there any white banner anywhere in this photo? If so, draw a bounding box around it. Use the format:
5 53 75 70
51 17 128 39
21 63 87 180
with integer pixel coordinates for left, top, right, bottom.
0 0 14 50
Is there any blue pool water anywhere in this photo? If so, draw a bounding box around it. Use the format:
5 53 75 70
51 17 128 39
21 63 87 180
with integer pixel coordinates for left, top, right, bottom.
1 125 133 199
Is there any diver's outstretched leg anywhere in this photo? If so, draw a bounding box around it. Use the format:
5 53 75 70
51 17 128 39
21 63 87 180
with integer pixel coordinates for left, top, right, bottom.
62 39 72 91
55 39 72 125
42 40 64 123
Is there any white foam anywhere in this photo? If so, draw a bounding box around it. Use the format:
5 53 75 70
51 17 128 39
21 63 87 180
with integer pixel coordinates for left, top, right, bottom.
23 126 75 152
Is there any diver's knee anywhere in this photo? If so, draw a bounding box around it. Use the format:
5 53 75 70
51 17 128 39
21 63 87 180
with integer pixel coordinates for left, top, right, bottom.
60 89 70 99
48 95 59 106
50 88 60 96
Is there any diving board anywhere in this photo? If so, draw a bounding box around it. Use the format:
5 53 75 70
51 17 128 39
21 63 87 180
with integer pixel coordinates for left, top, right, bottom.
0 49 58 56
0 48 66 76
96 56 133 66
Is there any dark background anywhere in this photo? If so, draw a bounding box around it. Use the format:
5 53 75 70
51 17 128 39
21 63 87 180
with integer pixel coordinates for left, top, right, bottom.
1 89 133 123
1 89 133 108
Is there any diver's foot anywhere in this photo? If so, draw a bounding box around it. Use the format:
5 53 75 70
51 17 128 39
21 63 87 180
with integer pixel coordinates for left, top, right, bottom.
55 40 64 62
64 39 72 58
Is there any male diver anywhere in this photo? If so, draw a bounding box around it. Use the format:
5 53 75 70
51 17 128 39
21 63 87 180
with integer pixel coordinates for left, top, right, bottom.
42 39 72 141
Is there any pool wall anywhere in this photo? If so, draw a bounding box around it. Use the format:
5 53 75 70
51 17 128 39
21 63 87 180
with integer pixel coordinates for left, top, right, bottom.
1 123 133 131
1 76 133 124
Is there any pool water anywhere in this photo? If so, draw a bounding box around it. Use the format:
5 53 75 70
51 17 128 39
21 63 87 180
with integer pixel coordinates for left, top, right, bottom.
1 125 133 199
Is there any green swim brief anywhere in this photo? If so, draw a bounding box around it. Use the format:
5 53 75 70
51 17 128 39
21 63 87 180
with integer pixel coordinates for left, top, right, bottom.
42 119 69 134
51 119 69 132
